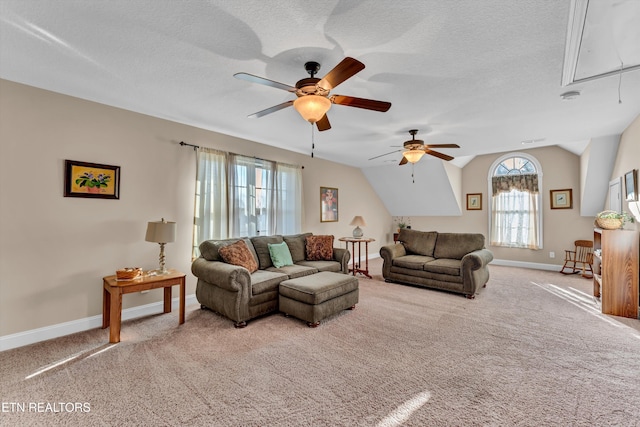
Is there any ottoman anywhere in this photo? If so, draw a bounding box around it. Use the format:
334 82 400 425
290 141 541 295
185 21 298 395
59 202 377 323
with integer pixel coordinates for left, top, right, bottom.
279 271 359 327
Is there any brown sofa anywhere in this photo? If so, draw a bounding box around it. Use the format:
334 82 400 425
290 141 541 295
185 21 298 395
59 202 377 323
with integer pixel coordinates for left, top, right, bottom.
380 228 493 298
192 233 350 327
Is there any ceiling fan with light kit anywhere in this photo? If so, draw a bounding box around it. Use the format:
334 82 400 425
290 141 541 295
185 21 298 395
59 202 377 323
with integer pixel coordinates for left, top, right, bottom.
369 129 460 165
234 57 392 131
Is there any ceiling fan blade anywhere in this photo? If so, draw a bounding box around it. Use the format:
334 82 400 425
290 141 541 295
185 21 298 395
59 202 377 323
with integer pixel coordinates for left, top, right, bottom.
425 144 460 148
316 114 331 131
317 57 365 91
247 100 294 118
331 95 391 112
368 149 401 161
424 148 454 161
399 157 409 166
234 72 297 93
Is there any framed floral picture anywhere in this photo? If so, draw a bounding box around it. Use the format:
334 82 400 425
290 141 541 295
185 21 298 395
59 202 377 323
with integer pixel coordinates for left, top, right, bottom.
466 193 482 210
320 187 338 222
64 160 120 199
624 169 637 201
550 188 572 209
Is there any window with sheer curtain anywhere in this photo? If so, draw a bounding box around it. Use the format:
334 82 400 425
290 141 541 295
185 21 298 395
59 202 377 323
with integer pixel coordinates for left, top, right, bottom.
489 154 542 249
193 148 302 258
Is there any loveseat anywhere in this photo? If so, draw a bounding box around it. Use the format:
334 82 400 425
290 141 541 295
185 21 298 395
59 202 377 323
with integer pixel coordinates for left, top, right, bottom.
192 233 350 327
380 228 493 298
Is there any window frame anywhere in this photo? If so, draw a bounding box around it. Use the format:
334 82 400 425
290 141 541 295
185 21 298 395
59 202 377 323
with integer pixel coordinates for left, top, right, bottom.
487 152 544 249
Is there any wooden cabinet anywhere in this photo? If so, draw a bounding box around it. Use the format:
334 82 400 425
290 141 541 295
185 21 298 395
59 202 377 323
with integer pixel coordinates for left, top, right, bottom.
593 228 639 319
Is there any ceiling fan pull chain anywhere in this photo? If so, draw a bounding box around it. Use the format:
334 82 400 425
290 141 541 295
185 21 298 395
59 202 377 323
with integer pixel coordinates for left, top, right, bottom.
311 123 315 158
412 163 415 183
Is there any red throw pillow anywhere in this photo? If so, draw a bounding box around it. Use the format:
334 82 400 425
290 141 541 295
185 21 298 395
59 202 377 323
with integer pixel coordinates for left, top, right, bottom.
305 235 334 261
218 240 258 273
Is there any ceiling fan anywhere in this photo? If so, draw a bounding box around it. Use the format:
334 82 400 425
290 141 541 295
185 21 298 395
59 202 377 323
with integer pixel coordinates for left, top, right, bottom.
369 129 460 165
234 57 391 131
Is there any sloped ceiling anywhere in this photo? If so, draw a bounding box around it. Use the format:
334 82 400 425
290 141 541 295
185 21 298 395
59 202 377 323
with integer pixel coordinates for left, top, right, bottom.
1 0 639 215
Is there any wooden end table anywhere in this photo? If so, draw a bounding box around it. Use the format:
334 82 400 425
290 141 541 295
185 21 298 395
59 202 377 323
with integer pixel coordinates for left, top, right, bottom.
339 237 375 279
102 269 186 343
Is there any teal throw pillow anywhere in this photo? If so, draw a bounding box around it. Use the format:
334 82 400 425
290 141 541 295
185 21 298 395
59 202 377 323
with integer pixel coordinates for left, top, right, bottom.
268 242 294 268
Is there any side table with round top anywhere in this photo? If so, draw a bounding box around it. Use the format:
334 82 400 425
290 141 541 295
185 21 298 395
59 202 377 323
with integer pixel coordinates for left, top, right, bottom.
338 237 375 279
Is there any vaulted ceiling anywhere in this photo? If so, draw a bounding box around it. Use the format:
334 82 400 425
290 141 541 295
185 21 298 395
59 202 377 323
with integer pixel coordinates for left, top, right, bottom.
1 0 639 214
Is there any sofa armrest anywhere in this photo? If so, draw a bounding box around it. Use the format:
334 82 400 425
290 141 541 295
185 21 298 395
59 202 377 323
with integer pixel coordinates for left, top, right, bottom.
191 257 251 293
333 247 351 274
379 244 407 278
461 249 494 295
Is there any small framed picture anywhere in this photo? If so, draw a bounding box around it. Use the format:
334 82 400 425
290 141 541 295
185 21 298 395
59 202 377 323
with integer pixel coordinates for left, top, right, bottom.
466 193 482 210
624 169 637 201
320 187 338 222
550 189 572 209
64 160 120 199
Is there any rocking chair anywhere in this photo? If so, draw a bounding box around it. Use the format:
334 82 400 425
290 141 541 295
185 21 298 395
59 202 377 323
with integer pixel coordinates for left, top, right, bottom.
560 240 594 278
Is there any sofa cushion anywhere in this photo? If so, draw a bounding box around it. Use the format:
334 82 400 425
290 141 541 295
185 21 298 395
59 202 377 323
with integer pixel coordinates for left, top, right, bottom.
393 255 435 270
305 235 334 261
399 229 438 257
423 258 461 276
284 233 313 262
268 242 294 268
250 235 284 269
433 233 485 260
296 260 341 273
218 240 259 273
199 237 257 262
251 270 288 295
266 264 317 279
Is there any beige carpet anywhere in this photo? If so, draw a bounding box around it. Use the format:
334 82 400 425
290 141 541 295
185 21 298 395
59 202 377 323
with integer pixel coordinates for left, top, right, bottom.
2 259 640 426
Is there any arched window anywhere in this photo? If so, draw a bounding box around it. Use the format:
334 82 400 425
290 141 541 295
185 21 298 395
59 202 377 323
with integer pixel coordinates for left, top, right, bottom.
487 153 543 249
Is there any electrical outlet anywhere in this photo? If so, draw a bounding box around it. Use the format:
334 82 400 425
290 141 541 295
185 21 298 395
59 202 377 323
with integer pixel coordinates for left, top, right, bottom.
549 251 555 259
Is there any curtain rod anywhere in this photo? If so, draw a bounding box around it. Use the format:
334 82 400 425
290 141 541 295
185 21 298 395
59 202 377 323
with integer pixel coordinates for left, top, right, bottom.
179 141 303 169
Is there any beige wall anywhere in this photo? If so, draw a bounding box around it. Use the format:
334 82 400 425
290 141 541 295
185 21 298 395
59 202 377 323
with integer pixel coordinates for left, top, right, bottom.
611 114 640 232
0 80 391 337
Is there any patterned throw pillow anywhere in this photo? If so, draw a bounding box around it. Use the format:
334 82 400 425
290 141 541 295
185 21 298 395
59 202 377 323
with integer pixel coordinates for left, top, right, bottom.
305 235 334 261
218 240 258 273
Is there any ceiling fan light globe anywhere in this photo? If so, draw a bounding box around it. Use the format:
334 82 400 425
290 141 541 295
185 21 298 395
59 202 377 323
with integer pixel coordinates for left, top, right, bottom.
293 95 331 123
403 149 425 163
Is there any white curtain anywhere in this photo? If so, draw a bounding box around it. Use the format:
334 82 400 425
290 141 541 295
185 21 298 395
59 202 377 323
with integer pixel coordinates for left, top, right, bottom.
193 147 227 258
490 189 540 249
275 162 303 235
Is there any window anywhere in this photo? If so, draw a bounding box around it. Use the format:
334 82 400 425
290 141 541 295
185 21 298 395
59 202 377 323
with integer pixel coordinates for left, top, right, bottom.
193 149 302 258
488 154 542 249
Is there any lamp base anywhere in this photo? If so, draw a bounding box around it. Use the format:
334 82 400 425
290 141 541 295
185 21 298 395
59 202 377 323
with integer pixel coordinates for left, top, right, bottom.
352 226 363 238
148 268 171 276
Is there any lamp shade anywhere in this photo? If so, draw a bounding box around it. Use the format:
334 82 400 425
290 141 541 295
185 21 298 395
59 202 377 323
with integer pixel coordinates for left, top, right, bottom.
349 216 367 227
293 95 332 123
403 149 425 164
145 219 176 243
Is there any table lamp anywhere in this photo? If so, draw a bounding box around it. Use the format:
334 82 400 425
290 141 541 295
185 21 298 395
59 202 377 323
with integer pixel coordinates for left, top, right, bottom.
145 218 176 274
350 216 366 238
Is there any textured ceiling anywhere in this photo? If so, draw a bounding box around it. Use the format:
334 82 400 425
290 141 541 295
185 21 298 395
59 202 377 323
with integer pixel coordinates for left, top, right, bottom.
1 0 639 169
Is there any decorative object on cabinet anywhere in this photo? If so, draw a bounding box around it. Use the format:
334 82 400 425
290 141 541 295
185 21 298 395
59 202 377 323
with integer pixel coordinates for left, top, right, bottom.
320 187 338 222
550 189 572 209
592 228 638 319
145 218 177 274
466 193 482 210
559 240 593 278
595 210 635 230
624 169 637 201
349 216 366 238
64 160 120 199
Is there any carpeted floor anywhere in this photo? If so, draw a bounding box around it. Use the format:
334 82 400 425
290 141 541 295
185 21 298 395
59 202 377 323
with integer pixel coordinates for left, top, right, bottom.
2 259 640 426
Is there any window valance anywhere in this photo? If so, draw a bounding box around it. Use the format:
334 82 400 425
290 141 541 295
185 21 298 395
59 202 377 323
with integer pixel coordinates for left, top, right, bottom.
491 174 539 195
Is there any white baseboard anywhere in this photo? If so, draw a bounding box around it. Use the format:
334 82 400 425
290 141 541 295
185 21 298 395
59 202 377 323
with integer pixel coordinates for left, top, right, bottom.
0 294 198 352
491 258 561 272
